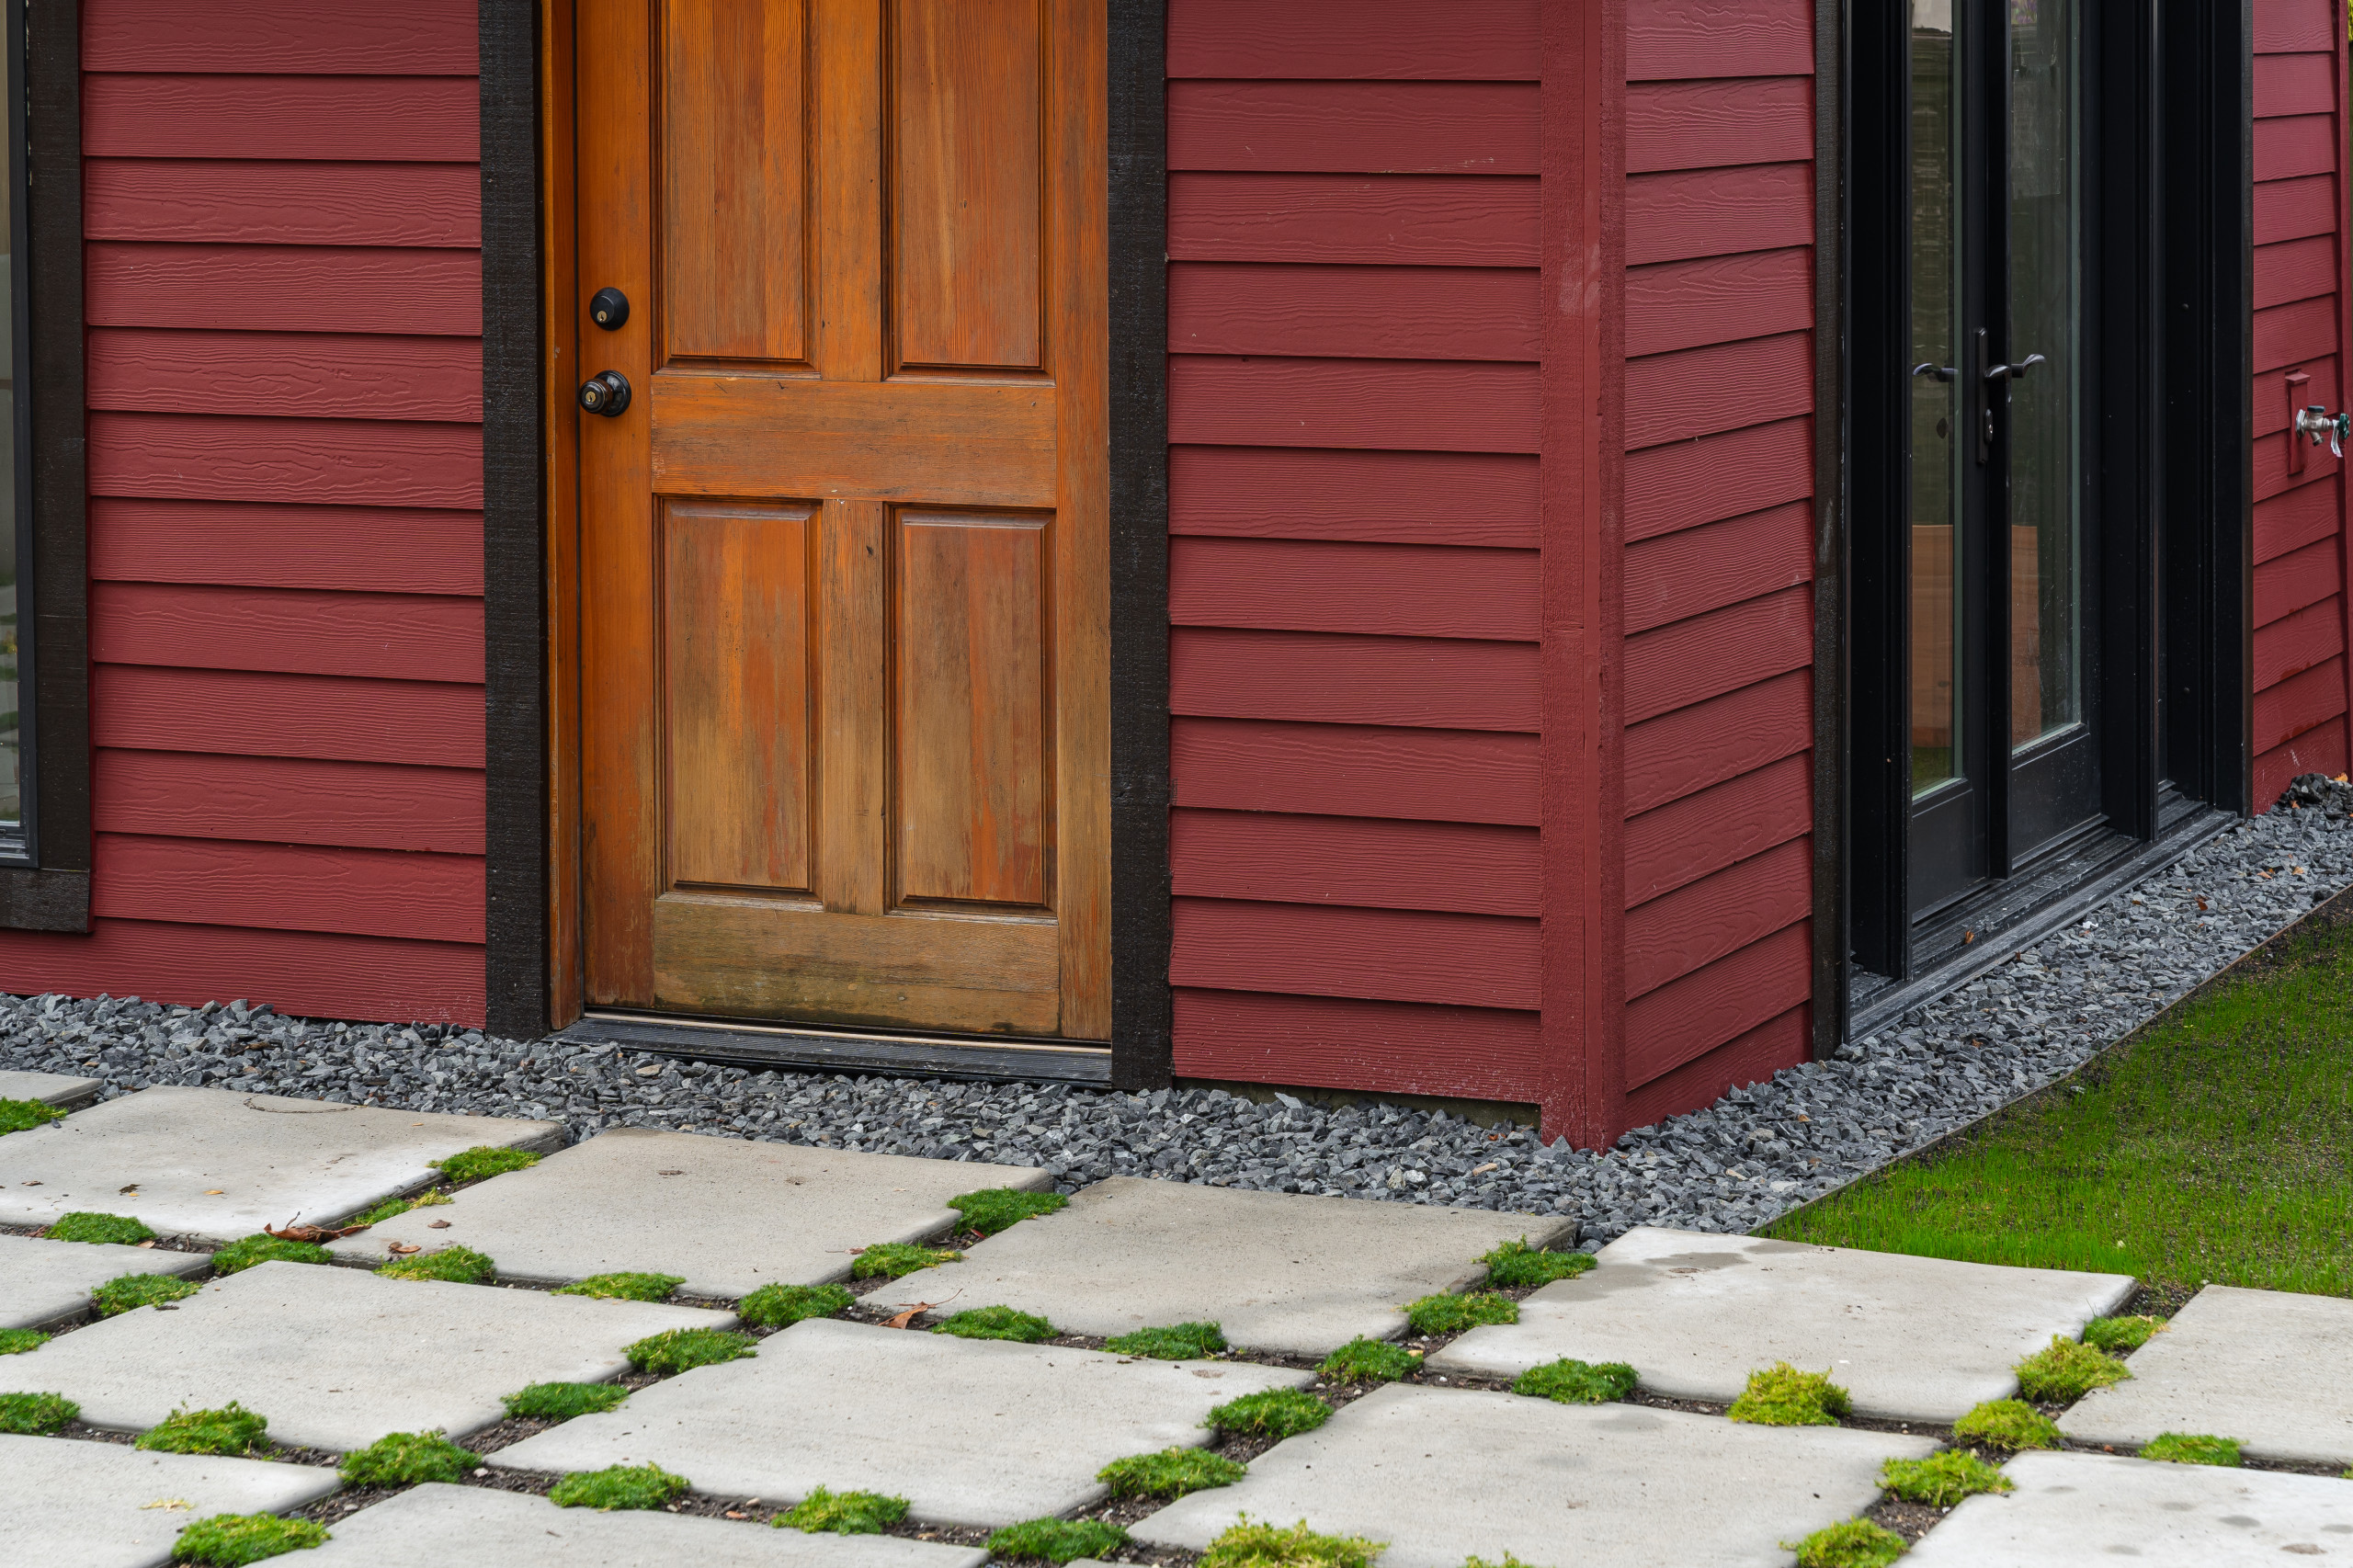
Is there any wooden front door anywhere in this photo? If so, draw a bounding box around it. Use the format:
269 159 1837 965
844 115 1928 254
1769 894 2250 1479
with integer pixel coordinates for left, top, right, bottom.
574 0 1108 1040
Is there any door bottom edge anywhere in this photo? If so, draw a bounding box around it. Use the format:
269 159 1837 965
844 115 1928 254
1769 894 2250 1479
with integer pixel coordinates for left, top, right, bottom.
556 1010 1113 1086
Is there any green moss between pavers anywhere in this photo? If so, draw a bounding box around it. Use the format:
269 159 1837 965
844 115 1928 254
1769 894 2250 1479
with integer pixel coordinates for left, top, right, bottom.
739 1282 855 1329
338 1429 476 1486
1108 1321 1228 1360
2013 1335 2130 1403
1880 1449 2014 1506
1480 1237 1596 1290
44 1210 153 1245
172 1512 329 1566
1510 1357 1637 1406
1198 1515 1385 1568
1461 1556 1544 1568
1098 1447 1247 1499
933 1305 1055 1343
1403 1291 1518 1336
555 1271 685 1302
948 1186 1070 1236
849 1242 960 1280
1783 1517 1905 1568
625 1326 756 1374
775 1485 909 1534
1317 1337 1420 1384
429 1145 541 1184
1726 1364 1850 1427
502 1381 631 1420
0 1097 66 1136
2140 1432 2243 1467
374 1244 495 1285
344 1189 452 1228
137 1403 270 1456
983 1517 1129 1565
0 1392 78 1434
1950 1398 2063 1451
0 1328 50 1356
91 1271 200 1316
548 1461 689 1511
210 1234 331 1276
1207 1389 1332 1439
2081 1314 2165 1354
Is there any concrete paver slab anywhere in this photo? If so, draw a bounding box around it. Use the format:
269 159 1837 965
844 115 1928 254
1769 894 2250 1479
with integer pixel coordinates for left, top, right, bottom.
0 1258 732 1452
0 1086 563 1244
305 1484 990 1568
1131 1382 1940 1568
0 1431 338 1568
0 1070 103 1109
0 1232 210 1330
487 1315 1313 1527
901 1176 1574 1356
1904 1450 2353 1566
2057 1284 2353 1466
324 1127 1048 1296
1427 1226 2134 1421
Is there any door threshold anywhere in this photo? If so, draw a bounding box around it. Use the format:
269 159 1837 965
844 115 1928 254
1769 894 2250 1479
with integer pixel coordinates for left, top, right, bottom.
1848 792 2235 1040
555 1011 1113 1086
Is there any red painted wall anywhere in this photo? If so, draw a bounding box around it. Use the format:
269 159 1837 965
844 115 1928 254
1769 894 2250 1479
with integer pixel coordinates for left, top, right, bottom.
1164 0 1548 1107
0 0 487 1022
2251 0 2352 807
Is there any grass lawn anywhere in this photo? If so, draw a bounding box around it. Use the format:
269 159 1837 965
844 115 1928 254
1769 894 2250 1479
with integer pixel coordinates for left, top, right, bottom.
1765 902 2353 1299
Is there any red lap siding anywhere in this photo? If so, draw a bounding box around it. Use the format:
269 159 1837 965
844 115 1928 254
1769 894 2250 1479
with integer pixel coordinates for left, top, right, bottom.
0 1 488 1021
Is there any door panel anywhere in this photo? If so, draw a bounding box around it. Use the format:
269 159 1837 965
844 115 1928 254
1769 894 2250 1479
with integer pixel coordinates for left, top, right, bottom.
579 0 1108 1038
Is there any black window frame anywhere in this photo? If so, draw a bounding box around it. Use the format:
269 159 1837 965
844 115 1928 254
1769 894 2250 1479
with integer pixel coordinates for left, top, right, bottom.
0 0 87 932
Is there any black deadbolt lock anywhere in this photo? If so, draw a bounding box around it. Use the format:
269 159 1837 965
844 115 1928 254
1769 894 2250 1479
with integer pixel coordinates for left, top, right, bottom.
577 369 631 416
589 287 631 330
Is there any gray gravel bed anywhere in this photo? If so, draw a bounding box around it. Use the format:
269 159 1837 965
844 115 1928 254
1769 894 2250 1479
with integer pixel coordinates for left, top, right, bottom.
4 779 2349 1246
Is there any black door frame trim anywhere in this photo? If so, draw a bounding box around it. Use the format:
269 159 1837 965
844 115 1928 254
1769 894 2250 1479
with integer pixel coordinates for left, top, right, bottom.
485 1 1177 1076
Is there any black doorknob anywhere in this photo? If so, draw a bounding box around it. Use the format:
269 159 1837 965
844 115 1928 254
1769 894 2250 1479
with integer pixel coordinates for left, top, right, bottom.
577 370 631 416
588 287 630 330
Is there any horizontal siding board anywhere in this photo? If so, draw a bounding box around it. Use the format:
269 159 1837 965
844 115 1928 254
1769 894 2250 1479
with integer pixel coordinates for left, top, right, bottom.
1168 356 1539 453
84 0 479 74
88 412 484 510
86 242 484 335
94 834 486 944
1626 333 1812 450
1172 627 1540 732
1168 172 1538 267
1170 537 1540 641
2255 52 2339 117
1624 836 1811 1000
2256 295 2336 373
1167 81 1538 175
2252 0 2337 52
1625 668 1813 816
85 160 481 248
96 750 485 856
2255 427 2342 505
1172 717 1540 826
1625 751 1812 907
84 74 482 163
88 329 484 423
1170 446 1539 548
1627 247 1813 358
1171 809 1540 915
1171 989 1540 1102
0 918 484 1026
1627 77 1812 175
1165 0 1540 81
2256 715 2348 810
2255 358 2338 440
1169 263 1539 362
2254 476 2343 566
90 583 484 684
2255 174 2338 245
93 665 486 769
2252 597 2346 694
91 498 483 595
1625 585 1813 724
2254 535 2341 629
1171 897 1539 1009
1628 0 1813 81
1626 418 1813 542
2254 233 2340 311
2254 114 2337 183
1626 502 1813 635
1623 920 1813 1087
1622 1006 1809 1130
2253 656 2347 754
1625 163 1813 267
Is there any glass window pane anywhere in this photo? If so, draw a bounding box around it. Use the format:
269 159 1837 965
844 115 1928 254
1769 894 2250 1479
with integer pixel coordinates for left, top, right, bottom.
1910 0 1963 796
0 15 18 835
